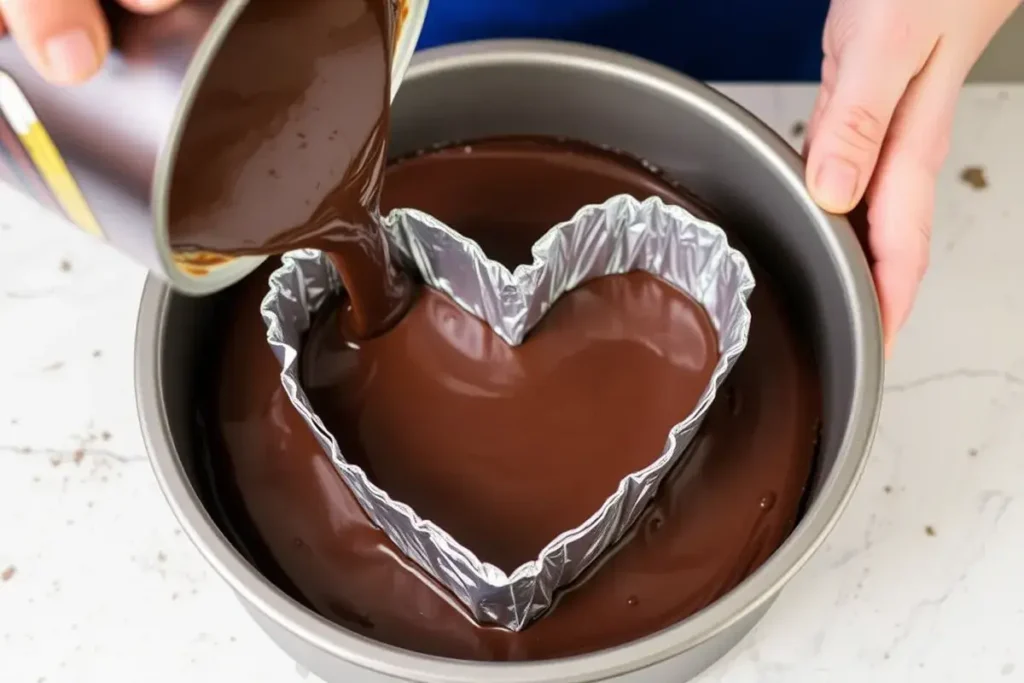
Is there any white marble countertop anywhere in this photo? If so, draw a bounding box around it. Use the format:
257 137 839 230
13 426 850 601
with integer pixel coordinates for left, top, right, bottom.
1 84 1022 683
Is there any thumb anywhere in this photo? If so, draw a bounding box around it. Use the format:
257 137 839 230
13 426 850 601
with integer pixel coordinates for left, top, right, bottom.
0 0 109 85
807 36 922 214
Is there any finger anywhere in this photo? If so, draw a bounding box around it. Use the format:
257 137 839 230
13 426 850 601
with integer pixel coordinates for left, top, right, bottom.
866 48 963 353
116 0 183 14
0 0 109 85
802 87 827 160
806 24 925 214
802 54 837 159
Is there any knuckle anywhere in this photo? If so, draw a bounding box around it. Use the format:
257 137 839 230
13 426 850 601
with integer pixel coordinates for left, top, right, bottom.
876 15 916 50
865 202 933 276
832 104 888 155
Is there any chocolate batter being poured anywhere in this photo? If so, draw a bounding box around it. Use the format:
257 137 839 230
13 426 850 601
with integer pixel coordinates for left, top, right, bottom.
168 0 410 337
165 0 813 653
168 0 732 581
194 137 822 661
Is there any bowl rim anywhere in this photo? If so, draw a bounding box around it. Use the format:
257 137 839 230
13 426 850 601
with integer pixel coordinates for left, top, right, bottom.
135 39 884 683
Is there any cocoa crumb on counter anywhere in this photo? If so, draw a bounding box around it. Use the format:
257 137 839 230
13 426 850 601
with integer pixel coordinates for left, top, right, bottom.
59 259 72 272
101 431 112 441
960 166 988 190
968 448 978 457
925 525 936 537
72 449 85 465
1 566 15 582
883 485 892 494
92 350 102 358
790 121 806 137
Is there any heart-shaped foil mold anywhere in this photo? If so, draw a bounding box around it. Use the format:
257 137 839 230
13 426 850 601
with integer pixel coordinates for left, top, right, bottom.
261 194 754 630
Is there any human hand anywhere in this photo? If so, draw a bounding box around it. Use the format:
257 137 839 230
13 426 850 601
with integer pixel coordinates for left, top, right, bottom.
0 0 182 85
804 0 1018 355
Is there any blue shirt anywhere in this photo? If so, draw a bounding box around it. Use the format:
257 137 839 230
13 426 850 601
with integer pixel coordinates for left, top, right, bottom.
418 0 829 81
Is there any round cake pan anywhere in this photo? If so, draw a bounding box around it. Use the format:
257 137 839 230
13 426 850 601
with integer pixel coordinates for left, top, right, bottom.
136 40 884 683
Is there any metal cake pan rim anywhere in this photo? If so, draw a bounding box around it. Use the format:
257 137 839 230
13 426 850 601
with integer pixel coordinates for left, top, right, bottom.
136 39 883 683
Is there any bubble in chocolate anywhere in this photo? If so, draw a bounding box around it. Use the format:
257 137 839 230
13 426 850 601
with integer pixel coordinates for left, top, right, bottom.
759 492 777 511
627 596 639 607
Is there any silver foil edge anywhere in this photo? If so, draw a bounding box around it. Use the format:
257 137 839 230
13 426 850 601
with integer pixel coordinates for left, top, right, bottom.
261 194 754 631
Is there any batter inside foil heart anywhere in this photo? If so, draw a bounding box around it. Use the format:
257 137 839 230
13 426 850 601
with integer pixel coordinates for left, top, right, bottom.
262 195 754 629
301 270 718 572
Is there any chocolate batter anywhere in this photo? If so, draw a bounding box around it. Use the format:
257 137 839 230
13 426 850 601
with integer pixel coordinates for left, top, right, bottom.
168 0 410 337
194 138 821 661
303 273 719 570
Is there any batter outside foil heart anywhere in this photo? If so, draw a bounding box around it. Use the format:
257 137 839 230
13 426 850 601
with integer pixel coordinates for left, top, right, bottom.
261 194 755 630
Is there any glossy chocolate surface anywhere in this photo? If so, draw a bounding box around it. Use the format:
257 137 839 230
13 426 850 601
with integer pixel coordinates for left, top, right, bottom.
302 272 719 571
194 138 821 661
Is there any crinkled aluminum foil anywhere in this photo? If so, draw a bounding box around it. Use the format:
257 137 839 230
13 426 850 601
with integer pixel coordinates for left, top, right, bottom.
261 194 755 631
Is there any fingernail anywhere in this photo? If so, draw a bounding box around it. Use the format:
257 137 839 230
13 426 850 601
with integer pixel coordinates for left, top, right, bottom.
133 0 172 10
813 156 859 213
43 30 99 84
